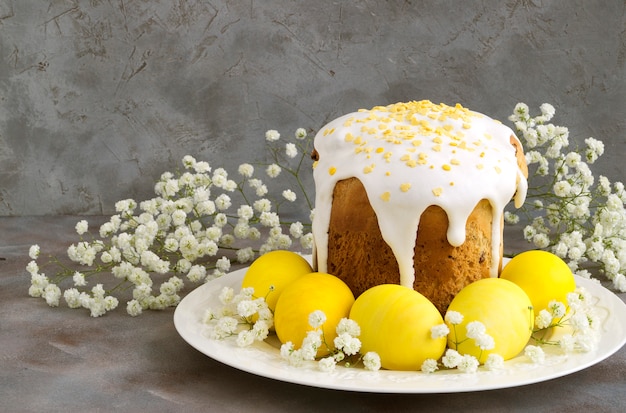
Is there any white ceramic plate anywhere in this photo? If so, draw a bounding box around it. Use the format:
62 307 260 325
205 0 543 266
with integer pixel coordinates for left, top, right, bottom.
174 264 626 393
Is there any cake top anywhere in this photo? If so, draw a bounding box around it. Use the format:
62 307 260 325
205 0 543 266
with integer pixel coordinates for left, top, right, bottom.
312 100 528 285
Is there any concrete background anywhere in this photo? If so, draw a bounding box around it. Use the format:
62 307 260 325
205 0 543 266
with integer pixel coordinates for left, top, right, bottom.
0 0 624 216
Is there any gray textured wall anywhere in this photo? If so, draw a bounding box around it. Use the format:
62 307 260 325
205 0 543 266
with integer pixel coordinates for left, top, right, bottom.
0 0 624 216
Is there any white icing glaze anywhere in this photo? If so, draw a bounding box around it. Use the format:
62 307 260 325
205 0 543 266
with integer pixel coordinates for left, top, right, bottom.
312 101 528 287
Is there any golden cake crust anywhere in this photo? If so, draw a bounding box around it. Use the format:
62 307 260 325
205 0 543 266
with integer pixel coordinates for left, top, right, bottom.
327 177 498 313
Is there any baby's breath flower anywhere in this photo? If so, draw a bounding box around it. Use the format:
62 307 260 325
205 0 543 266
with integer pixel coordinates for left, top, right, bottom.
362 352 381 371
43 284 62 307
126 299 143 316
318 357 336 372
308 310 327 328
334 333 361 356
26 260 39 276
282 189 297 202
457 354 480 373
72 271 87 287
236 247 255 263
29 244 40 259
238 163 254 177
484 354 504 370
336 318 360 337
442 349 463 368
75 220 88 235
64 288 82 309
285 143 298 158
265 163 281 178
474 333 495 351
535 309 553 329
265 129 280 142
465 321 487 339
295 128 307 140
524 345 545 363
421 358 439 374
444 311 463 325
430 323 450 339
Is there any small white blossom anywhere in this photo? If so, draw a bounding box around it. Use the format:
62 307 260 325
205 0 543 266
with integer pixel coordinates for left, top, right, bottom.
265 163 281 178
285 143 298 158
336 318 361 337
238 163 254 177
524 345 545 363
29 244 40 259
308 310 327 328
334 333 361 356
430 323 450 339
442 349 463 368
282 189 297 202
465 321 487 339
318 357 336 372
474 333 495 351
421 358 439 373
362 352 381 371
265 129 280 142
457 355 479 373
75 220 89 235
445 311 463 325
295 128 307 140
72 271 87 287
484 354 505 370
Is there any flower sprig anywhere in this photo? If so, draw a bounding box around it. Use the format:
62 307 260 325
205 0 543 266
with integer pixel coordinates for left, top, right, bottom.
506 103 626 292
26 129 314 317
279 310 381 372
531 287 601 352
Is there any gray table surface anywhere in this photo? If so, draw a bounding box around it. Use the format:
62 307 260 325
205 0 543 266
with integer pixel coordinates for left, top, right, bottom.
2 216 625 413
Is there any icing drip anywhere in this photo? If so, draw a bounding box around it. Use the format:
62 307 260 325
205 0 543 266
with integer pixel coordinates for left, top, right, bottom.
312 100 528 287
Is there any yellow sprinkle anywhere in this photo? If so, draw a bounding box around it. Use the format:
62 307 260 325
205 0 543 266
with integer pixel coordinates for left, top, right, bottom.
375 147 385 153
442 164 451 171
385 171 391 176
480 152 486 158
484 133 492 140
345 133 354 142
400 183 411 192
329 166 337 175
381 192 391 202
406 159 418 167
400 154 411 161
323 127 335 136
449 182 455 186
495 166 502 174
433 136 443 144
462 123 472 129
477 164 484 170
433 145 442 152
432 187 443 197
312 160 318 169
412 139 422 147
363 164 375 174
450 158 461 165
378 123 388 130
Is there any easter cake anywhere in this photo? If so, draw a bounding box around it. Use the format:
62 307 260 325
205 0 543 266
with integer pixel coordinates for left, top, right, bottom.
311 100 528 313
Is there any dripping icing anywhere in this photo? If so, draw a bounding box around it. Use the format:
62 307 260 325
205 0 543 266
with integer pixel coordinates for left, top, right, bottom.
312 100 528 288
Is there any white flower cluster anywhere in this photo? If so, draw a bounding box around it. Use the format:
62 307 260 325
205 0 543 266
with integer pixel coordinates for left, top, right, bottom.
507 103 626 292
26 128 314 316
533 287 601 353
202 286 272 346
279 312 381 372
422 312 500 374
